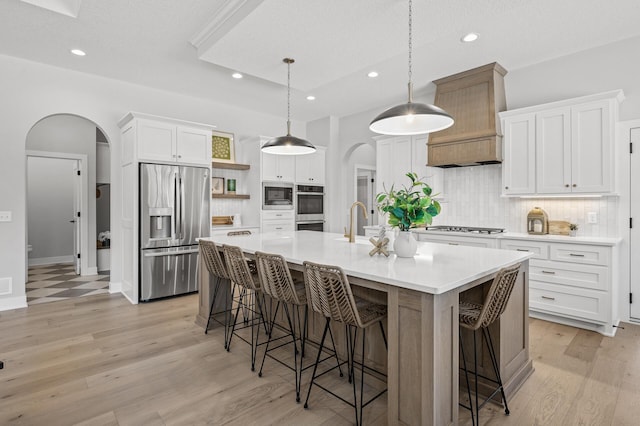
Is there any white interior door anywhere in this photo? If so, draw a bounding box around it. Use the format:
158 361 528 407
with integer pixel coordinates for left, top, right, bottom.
356 168 377 235
72 162 81 275
630 127 640 319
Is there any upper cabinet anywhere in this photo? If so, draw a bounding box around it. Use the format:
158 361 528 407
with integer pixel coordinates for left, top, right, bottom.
119 113 213 166
295 147 326 184
501 90 623 196
262 152 295 182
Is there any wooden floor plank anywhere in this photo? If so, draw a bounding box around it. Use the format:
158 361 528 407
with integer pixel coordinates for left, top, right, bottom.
2 293 640 425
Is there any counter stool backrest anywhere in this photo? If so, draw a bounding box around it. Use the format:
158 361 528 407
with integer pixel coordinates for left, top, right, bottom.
303 261 362 328
474 262 522 329
222 244 260 291
199 240 228 280
255 251 304 305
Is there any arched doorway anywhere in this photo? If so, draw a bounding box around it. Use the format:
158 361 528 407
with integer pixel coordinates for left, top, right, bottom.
25 114 111 305
342 141 377 235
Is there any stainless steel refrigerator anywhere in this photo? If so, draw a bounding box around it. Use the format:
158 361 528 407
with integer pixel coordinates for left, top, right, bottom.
139 163 210 301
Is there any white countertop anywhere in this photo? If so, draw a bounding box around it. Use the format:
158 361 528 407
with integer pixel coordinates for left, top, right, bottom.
200 231 531 295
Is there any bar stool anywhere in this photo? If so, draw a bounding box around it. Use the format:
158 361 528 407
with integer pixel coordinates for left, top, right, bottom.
459 262 522 426
222 244 267 371
254 251 342 403
199 240 231 346
302 261 387 426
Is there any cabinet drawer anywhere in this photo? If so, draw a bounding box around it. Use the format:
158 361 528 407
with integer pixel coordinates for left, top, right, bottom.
262 210 294 220
262 220 294 233
499 239 549 260
549 243 610 266
530 259 608 291
530 282 608 323
416 234 497 248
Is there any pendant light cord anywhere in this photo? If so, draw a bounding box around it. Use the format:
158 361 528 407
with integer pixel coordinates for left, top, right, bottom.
286 58 292 135
408 0 412 87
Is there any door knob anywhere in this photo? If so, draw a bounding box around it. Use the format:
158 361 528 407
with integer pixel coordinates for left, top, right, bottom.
69 220 76 223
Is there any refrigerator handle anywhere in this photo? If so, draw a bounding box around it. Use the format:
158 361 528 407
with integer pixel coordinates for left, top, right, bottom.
180 174 185 239
173 171 179 239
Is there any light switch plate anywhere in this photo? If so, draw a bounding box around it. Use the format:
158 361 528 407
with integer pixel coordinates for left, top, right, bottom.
0 211 11 222
587 212 598 224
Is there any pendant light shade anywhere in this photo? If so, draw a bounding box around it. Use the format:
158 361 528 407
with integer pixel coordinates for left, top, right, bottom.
370 0 454 135
262 58 316 155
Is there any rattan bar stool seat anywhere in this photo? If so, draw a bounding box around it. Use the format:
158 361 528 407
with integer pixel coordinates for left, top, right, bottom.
459 262 522 426
223 244 268 372
302 261 388 426
255 251 343 403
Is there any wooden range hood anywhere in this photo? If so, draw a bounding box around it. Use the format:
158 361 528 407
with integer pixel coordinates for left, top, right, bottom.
427 62 507 167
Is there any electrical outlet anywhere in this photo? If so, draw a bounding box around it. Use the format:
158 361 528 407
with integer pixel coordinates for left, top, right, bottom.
587 212 598 224
0 211 11 222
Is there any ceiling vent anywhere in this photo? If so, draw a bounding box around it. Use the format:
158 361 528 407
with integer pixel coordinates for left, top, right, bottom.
427 62 507 167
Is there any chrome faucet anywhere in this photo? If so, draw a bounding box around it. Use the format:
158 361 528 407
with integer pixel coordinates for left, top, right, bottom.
345 201 368 243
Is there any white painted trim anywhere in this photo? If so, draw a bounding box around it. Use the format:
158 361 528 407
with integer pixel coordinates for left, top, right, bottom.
83 267 98 276
28 255 74 266
0 296 28 312
26 150 89 277
109 281 121 294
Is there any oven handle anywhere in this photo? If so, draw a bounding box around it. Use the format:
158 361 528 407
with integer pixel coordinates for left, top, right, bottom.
296 192 325 195
295 220 325 224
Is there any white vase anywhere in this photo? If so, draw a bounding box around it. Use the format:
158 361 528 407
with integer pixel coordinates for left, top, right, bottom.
394 230 418 258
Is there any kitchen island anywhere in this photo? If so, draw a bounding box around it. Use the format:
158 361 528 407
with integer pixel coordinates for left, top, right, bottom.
196 231 533 425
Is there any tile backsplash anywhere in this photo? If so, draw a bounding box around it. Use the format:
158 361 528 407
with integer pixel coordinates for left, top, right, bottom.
434 164 619 237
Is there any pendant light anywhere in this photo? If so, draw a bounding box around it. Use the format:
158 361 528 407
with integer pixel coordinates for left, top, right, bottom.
369 0 454 136
262 58 316 155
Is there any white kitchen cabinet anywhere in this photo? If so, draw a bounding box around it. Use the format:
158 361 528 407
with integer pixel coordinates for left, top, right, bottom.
124 113 212 166
502 113 536 195
499 237 617 335
261 209 294 233
500 90 623 196
262 152 295 182
295 147 326 184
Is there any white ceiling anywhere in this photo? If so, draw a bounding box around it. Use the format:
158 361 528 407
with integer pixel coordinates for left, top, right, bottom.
1 0 639 123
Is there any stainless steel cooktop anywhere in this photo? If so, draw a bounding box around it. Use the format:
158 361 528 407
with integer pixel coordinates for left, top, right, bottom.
424 225 505 234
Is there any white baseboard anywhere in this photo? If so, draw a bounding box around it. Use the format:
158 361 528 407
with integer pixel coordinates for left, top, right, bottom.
0 295 28 311
82 267 98 276
109 281 122 294
28 255 74 267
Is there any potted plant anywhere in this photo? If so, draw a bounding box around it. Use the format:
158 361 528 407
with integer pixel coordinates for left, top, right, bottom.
376 172 441 257
569 223 578 237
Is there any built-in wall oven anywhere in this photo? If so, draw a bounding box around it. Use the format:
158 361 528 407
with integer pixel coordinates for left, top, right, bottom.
296 184 324 231
263 182 294 210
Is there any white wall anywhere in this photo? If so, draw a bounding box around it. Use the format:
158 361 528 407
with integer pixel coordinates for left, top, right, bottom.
27 157 75 262
0 53 303 310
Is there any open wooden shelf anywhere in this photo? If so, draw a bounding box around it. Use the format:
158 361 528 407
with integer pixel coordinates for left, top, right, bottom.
212 194 250 199
212 161 250 170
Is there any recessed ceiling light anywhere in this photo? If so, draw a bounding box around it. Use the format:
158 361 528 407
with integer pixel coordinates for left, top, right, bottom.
232 72 243 79
368 71 379 78
306 95 316 101
461 33 479 43
70 49 86 56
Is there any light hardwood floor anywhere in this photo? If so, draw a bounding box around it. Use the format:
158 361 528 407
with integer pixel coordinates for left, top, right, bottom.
0 293 639 425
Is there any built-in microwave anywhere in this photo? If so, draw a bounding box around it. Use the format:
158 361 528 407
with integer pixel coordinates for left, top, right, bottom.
262 182 294 210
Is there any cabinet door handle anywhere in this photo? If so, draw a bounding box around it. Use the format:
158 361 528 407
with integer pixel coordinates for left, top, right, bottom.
565 184 570 188
505 186 509 190
516 248 529 252
569 253 585 257
572 184 577 187
541 295 555 301
275 227 283 230
448 242 459 246
541 270 556 275
178 155 182 158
